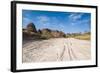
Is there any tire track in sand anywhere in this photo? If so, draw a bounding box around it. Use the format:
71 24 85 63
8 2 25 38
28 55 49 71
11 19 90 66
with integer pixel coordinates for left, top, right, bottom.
66 38 77 60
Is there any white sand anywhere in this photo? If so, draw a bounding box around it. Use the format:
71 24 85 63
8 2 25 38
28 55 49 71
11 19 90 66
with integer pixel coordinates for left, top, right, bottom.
22 38 91 63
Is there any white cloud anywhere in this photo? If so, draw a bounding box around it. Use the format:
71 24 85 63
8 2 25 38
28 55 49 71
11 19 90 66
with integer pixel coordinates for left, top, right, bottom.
71 23 75 26
23 17 32 22
70 19 90 27
36 16 60 27
69 13 83 21
78 19 90 25
68 13 90 26
37 16 50 24
59 23 65 28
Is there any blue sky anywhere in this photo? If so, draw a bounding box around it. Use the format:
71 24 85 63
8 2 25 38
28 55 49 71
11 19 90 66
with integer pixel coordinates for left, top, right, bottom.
22 10 91 33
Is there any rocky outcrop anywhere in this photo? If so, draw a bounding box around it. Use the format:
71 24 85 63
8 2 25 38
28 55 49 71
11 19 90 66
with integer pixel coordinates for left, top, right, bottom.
23 22 66 40
39 29 66 38
51 30 66 38
27 23 37 33
23 23 39 40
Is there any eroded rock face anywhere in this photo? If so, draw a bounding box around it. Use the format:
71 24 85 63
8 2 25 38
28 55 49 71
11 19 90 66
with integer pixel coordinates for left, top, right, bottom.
23 23 39 40
39 29 66 38
27 23 37 33
40 29 51 34
51 30 66 38
23 22 66 40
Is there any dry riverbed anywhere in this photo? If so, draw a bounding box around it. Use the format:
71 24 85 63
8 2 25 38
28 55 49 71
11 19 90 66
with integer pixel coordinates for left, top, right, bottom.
22 38 91 63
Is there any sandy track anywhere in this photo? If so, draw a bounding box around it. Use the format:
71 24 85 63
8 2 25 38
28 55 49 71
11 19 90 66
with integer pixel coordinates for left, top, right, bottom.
22 38 91 63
